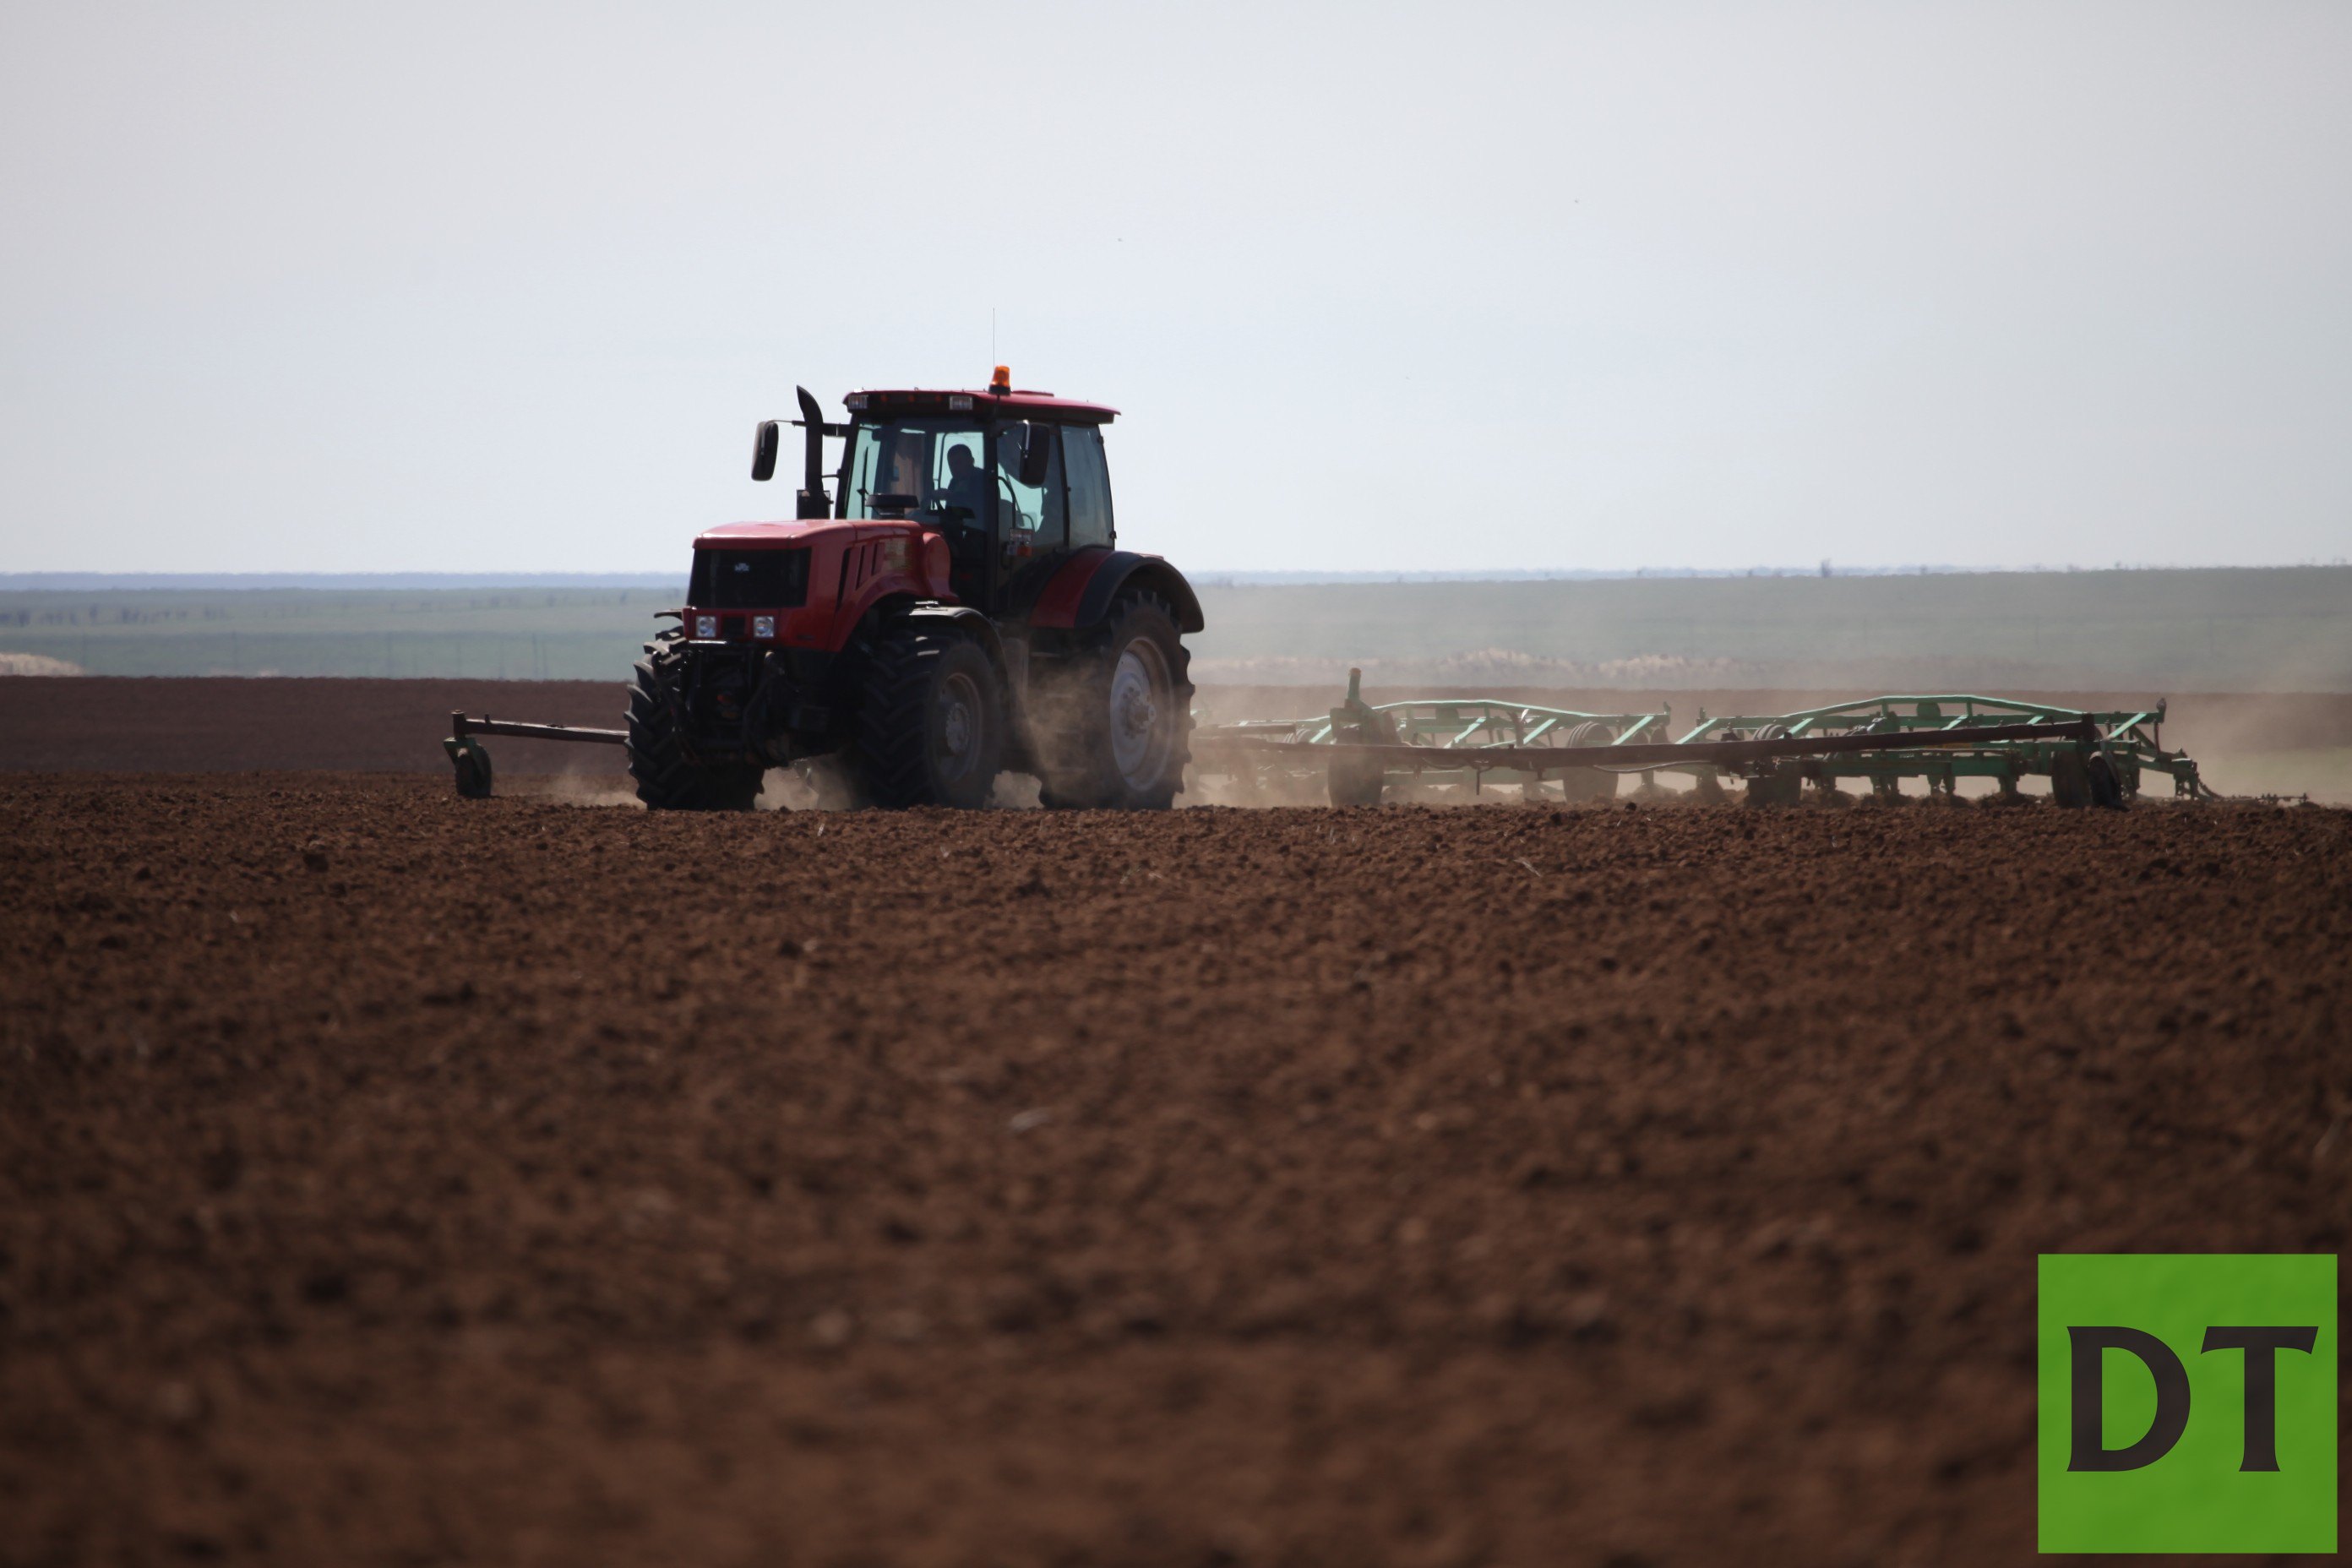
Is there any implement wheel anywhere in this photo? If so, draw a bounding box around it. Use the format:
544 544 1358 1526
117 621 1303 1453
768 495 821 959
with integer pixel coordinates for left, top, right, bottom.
2086 751 2126 809
1555 721 1617 803
2050 749 2092 808
451 744 493 800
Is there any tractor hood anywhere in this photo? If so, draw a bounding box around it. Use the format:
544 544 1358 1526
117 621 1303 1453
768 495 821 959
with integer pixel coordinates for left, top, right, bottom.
684 519 955 650
694 519 883 549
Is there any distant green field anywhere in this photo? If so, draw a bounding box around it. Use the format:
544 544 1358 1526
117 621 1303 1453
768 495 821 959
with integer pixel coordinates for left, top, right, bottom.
0 588 673 680
2 567 2345 690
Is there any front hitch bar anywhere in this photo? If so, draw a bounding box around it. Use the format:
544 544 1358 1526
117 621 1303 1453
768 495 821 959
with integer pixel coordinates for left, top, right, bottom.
442 710 628 799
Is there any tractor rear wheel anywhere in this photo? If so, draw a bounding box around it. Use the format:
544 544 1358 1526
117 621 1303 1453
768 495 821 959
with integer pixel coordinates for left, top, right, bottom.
851 623 1005 810
1037 592 1193 810
626 649 765 811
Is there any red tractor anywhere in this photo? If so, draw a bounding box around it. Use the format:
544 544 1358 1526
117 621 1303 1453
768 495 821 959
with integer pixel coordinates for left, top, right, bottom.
625 370 1203 811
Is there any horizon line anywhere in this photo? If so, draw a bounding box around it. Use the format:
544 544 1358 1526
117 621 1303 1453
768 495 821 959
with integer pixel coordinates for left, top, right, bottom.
3 561 2349 592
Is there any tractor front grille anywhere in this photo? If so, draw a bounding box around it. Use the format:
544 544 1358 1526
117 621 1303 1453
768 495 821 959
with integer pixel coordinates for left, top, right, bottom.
690 547 811 609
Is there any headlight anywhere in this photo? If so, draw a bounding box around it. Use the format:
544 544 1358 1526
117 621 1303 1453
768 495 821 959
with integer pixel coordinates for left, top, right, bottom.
694 614 718 639
753 615 776 639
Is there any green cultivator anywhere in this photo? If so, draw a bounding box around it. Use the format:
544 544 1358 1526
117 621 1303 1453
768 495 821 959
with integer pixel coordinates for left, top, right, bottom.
1660 694 2210 806
1193 671 1671 804
1190 677 2212 808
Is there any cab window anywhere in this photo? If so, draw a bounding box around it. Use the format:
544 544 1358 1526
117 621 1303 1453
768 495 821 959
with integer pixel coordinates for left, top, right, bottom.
842 419 988 522
1064 425 1113 547
994 422 1066 551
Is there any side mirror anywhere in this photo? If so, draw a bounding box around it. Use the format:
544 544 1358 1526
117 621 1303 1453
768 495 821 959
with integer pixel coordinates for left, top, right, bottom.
1017 424 1054 488
751 420 780 482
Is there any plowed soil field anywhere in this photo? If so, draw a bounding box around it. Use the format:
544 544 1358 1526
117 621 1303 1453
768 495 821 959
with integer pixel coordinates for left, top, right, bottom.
3 774 2348 1566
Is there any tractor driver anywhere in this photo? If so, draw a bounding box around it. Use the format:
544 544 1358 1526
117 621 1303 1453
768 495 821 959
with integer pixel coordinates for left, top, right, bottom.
933 444 994 533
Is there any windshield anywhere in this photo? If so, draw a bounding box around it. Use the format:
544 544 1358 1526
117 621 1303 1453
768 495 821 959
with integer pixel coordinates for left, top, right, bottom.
842 419 989 522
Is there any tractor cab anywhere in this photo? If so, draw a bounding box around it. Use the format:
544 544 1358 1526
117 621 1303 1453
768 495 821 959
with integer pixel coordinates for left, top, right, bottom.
758 369 1118 618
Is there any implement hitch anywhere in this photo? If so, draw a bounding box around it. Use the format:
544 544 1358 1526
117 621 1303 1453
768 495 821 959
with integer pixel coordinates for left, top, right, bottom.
442 710 628 799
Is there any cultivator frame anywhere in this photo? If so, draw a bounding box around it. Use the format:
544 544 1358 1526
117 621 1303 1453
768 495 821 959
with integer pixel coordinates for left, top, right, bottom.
1659 694 2211 803
1190 677 2204 808
1190 671 1671 803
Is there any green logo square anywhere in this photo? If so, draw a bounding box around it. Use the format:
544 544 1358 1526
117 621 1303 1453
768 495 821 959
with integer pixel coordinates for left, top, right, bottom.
2039 1254 2337 1554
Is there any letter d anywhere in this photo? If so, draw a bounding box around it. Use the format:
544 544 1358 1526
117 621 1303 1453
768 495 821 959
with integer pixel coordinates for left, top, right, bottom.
2068 1326 2192 1471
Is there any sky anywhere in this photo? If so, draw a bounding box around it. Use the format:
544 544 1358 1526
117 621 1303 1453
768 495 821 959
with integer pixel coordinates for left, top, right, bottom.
2 2 2348 575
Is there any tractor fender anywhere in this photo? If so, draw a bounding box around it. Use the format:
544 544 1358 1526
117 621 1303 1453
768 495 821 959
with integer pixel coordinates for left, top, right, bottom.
892 602 1009 670
890 603 1027 763
1028 548 1206 635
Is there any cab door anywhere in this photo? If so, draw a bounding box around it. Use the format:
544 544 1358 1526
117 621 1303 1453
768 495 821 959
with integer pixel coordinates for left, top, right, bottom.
988 421 1066 612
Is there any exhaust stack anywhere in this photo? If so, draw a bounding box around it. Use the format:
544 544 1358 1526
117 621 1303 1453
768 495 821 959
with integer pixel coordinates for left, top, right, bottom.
795 386 830 520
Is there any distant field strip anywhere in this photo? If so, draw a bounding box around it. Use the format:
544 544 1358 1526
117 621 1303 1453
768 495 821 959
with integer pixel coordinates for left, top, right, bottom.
0 588 674 679
1191 568 2352 691
1 567 2345 689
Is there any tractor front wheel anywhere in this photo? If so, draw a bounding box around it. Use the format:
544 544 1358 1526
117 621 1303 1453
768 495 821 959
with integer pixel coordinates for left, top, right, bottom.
851 623 1005 810
625 650 765 811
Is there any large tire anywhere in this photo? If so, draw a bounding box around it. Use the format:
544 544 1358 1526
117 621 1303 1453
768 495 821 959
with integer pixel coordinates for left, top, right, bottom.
1037 592 1194 810
626 650 765 811
849 623 1005 810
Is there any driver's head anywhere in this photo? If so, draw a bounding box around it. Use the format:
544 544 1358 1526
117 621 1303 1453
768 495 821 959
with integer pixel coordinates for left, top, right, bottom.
945 444 975 476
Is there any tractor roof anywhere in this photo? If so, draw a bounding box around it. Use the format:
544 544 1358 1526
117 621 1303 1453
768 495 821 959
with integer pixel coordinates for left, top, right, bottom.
847 387 1118 424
